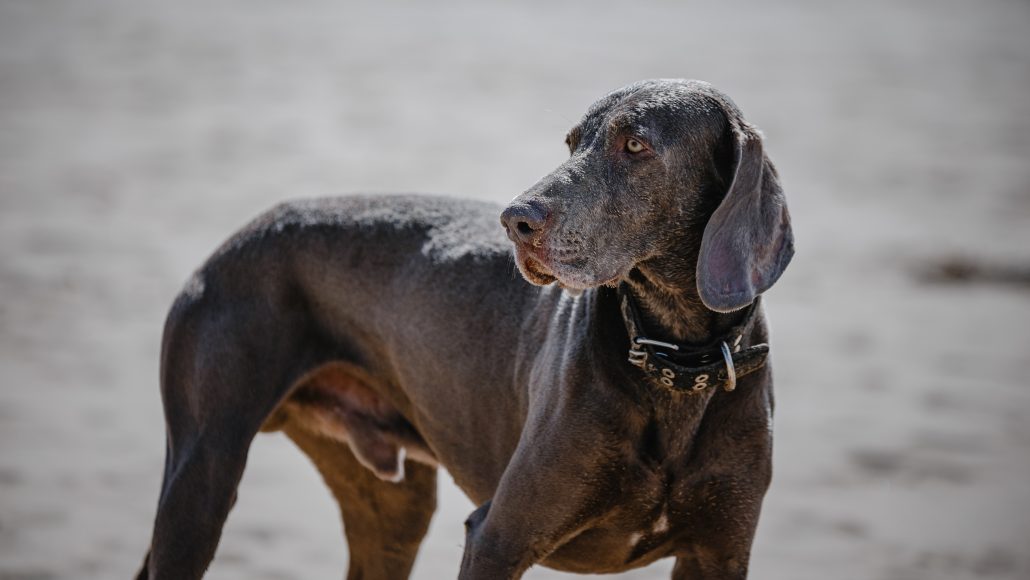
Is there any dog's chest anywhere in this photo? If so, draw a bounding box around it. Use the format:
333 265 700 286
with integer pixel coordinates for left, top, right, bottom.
544 411 746 572
576 522 673 568
543 469 706 573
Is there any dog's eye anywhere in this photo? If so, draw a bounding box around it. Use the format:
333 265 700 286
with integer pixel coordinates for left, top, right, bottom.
626 138 645 154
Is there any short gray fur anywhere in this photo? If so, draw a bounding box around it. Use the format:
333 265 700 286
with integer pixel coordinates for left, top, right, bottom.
137 78 794 580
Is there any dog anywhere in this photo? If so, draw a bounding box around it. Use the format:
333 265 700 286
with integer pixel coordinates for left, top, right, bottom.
136 78 793 579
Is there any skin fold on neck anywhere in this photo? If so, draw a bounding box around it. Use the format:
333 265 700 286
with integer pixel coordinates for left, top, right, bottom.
623 261 750 347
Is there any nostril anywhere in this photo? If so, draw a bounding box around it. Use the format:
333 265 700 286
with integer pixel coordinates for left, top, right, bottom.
501 201 549 243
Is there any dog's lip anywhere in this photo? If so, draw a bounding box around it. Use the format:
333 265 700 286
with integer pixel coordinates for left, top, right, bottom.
513 245 557 285
513 243 625 289
524 256 556 280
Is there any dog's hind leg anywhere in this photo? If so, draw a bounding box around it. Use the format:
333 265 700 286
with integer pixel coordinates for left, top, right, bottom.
138 282 322 580
283 424 438 580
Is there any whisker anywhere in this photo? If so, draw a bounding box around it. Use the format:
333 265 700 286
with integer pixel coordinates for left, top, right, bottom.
543 108 575 126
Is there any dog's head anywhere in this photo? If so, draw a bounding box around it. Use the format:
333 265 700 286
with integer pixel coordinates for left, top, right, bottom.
501 79 793 312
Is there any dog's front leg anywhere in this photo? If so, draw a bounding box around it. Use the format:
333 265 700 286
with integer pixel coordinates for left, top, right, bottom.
671 554 749 580
458 500 524 579
458 409 606 580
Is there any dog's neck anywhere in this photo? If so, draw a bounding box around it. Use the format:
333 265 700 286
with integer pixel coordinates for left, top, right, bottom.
623 260 747 346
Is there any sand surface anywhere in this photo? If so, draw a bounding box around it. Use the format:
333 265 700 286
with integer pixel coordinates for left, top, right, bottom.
1 1 1029 578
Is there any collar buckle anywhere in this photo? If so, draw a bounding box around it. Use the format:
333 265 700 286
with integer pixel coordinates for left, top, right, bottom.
627 347 648 368
618 283 766 395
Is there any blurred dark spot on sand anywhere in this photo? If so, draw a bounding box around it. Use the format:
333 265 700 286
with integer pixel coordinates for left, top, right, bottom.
0 570 56 580
859 368 890 392
970 548 1021 577
917 256 1030 289
0 468 22 487
911 429 987 455
851 448 904 475
836 330 873 354
911 547 1022 578
240 526 281 544
922 390 963 412
217 549 248 565
832 519 869 538
850 448 974 484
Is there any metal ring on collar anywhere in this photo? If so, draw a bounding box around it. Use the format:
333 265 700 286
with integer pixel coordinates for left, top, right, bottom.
720 341 737 392
633 337 680 351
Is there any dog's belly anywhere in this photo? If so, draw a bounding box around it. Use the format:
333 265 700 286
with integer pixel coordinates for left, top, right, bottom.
264 361 439 482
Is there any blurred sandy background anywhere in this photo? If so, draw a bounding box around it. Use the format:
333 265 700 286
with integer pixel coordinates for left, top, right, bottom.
2 1 1029 578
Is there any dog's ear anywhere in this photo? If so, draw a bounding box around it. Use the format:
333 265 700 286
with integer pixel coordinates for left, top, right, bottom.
696 113 794 313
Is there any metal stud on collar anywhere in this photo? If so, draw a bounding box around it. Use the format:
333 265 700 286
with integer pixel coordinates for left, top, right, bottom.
691 374 709 392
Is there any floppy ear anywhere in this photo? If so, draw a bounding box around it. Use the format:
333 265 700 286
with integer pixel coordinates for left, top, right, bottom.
696 116 794 313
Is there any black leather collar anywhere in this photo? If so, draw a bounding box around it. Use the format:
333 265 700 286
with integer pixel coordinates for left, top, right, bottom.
617 283 769 394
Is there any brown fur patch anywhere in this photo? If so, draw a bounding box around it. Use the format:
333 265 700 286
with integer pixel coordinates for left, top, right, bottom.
265 362 437 482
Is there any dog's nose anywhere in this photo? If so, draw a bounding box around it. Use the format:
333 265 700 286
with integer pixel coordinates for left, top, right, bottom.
500 202 549 245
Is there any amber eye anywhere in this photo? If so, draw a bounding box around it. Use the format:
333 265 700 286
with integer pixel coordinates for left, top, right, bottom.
626 138 645 153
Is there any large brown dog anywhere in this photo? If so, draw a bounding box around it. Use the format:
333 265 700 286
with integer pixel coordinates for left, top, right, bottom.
137 79 793 579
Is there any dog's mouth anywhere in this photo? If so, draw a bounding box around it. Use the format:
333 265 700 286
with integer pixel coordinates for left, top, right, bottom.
513 245 623 291
514 246 557 286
